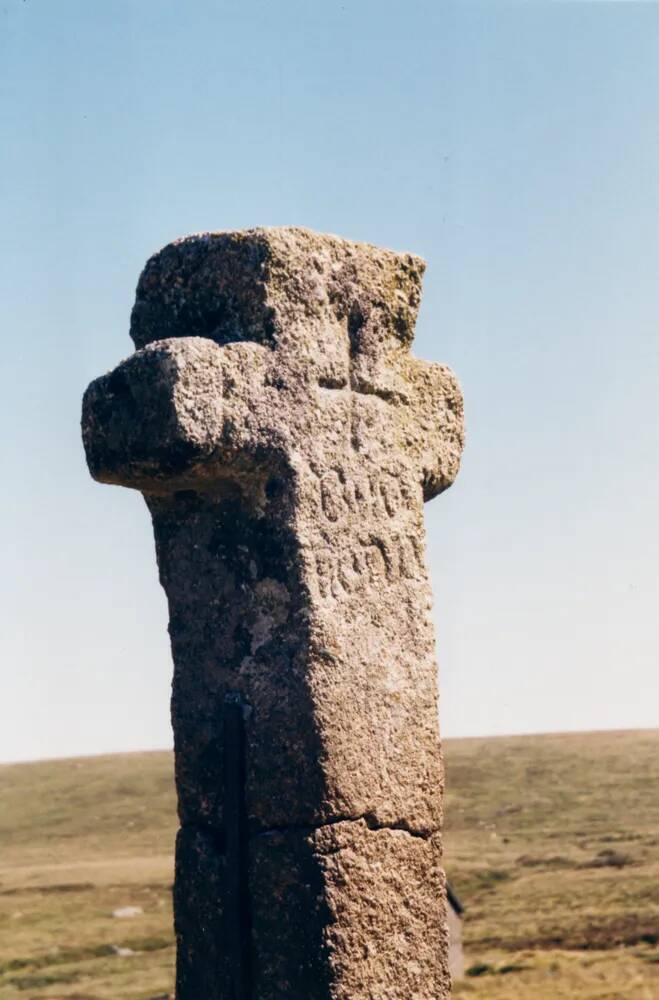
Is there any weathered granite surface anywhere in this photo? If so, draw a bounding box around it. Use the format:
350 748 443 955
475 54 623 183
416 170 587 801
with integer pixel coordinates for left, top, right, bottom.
82 227 464 999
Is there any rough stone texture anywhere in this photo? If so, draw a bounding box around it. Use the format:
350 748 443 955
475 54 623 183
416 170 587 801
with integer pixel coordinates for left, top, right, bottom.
82 227 464 999
250 821 450 999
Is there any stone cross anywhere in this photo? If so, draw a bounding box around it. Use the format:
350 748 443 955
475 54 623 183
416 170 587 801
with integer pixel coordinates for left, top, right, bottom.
82 227 464 999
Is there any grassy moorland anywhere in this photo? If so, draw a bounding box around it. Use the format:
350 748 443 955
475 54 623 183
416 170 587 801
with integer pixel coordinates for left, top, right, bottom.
0 730 657 999
444 729 659 999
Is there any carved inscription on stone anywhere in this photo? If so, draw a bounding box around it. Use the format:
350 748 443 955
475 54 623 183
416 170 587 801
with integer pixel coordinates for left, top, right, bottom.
314 532 425 601
319 466 412 524
314 464 425 600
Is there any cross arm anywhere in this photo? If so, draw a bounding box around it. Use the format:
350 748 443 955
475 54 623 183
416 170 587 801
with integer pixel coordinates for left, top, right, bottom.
81 337 274 493
405 357 465 501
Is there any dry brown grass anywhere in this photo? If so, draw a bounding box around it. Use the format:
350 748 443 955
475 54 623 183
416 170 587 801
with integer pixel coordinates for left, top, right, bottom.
444 728 659 998
0 730 657 997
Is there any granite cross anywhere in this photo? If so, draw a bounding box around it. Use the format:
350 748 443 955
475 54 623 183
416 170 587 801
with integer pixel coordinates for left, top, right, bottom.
82 227 464 999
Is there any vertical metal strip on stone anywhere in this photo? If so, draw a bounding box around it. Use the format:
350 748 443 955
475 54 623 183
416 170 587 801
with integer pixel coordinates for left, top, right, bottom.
223 696 250 1000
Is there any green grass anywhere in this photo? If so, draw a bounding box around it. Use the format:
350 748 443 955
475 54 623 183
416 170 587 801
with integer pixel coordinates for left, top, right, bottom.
0 730 657 998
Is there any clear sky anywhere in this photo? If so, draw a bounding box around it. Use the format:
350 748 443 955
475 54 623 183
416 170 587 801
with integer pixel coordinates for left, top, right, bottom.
1 0 657 762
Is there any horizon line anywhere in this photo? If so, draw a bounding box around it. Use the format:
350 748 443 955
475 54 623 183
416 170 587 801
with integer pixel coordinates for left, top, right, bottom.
2 724 658 768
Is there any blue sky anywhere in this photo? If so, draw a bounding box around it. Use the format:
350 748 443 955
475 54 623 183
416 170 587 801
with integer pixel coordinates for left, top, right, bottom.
1 0 657 761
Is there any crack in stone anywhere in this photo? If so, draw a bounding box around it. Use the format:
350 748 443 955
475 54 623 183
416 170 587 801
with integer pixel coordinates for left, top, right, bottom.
251 813 435 842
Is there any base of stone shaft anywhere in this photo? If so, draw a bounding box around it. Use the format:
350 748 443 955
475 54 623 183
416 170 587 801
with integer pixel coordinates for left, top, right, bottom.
174 818 450 999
